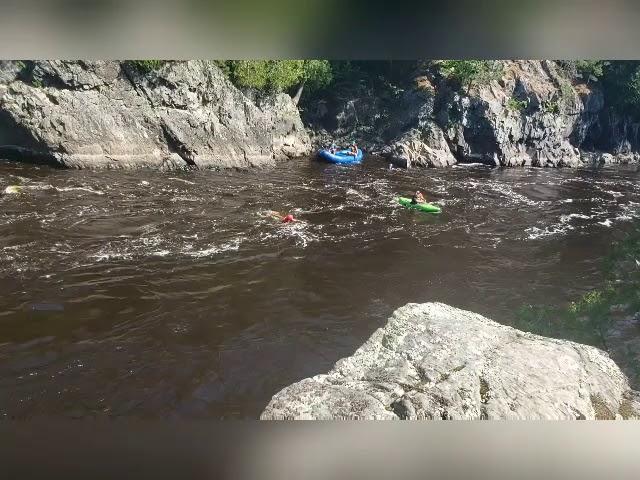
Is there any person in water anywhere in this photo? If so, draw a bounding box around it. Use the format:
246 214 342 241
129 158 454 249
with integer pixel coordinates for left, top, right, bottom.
265 211 295 223
411 191 426 204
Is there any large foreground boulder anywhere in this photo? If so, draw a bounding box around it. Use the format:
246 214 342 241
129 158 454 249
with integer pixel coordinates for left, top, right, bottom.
0 60 311 169
262 303 640 419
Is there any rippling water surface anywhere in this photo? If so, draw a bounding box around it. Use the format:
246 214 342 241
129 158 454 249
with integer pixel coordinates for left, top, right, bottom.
1 158 639 418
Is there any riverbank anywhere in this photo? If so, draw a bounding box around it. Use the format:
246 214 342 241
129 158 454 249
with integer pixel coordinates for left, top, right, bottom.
2 60 640 171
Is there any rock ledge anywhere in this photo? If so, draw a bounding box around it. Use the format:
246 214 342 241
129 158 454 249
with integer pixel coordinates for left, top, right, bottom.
262 302 640 420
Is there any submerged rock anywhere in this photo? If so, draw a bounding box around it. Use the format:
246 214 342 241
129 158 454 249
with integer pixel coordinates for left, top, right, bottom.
0 61 310 169
262 303 640 419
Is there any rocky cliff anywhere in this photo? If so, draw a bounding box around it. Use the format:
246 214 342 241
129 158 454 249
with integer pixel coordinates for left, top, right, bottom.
0 61 311 169
305 60 640 168
261 303 640 420
3 60 640 170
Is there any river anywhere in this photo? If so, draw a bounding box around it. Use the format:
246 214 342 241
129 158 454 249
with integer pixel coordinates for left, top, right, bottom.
1 158 639 418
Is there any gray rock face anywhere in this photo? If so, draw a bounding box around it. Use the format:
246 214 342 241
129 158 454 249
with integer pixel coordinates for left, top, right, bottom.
383 61 606 168
309 60 638 168
0 61 310 169
262 303 640 420
581 150 640 165
381 86 457 168
383 123 457 168
0 61 22 84
442 61 595 167
305 96 387 156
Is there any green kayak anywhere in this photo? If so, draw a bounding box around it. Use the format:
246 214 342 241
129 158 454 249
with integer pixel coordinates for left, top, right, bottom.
397 197 441 214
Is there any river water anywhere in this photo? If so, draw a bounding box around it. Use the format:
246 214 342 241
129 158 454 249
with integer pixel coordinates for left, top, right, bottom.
1 158 639 418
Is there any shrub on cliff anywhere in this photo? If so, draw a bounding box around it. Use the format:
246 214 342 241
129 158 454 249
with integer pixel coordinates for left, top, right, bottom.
220 60 332 104
515 227 640 347
560 60 640 116
558 60 606 83
436 60 503 94
507 97 528 112
576 60 605 81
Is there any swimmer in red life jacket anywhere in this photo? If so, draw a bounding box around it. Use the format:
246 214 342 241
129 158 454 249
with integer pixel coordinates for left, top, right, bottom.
264 210 296 223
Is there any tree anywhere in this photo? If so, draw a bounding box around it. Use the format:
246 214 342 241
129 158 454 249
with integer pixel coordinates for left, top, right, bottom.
575 60 605 82
600 61 640 115
437 60 503 94
227 60 272 90
221 60 332 104
292 60 333 105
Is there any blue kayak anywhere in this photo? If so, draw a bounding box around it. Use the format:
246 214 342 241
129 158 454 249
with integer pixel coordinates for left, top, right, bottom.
317 148 363 165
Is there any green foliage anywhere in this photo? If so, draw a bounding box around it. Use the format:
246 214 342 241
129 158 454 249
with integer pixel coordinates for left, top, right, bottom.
595 61 640 115
556 60 640 113
514 294 606 347
603 229 640 311
507 97 528 112
229 60 275 90
514 227 640 348
265 60 304 91
515 304 564 335
568 288 615 317
559 80 574 102
126 60 166 74
558 60 606 82
301 60 333 90
575 60 605 81
214 59 640 122
221 60 332 94
32 78 43 88
542 99 560 114
437 60 503 93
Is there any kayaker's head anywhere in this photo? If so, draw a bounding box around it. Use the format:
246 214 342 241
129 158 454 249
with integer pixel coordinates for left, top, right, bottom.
282 214 295 224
